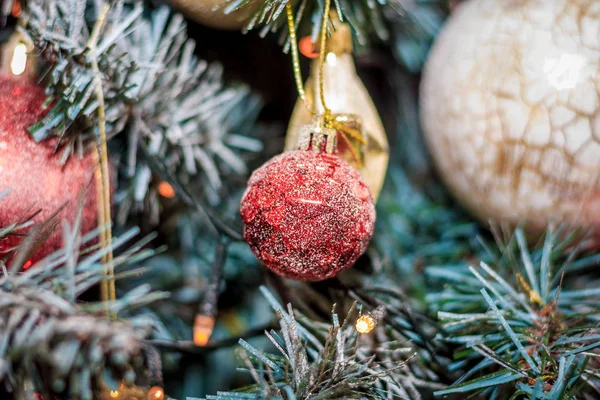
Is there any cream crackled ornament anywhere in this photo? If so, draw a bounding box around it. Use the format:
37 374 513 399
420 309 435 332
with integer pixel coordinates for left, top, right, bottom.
420 0 600 239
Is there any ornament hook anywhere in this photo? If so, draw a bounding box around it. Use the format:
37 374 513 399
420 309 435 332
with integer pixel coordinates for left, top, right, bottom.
297 115 337 153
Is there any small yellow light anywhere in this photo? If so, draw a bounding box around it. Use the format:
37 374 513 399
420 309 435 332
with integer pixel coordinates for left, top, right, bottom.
355 314 376 334
196 332 207 344
109 390 119 398
10 43 27 76
157 181 175 198
194 314 215 346
148 386 164 400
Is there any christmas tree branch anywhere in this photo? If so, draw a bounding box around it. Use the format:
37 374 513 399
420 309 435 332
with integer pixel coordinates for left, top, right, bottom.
0 189 36 254
22 0 262 223
0 193 168 399
233 0 388 46
0 190 66 268
427 227 600 398
208 286 418 399
0 288 152 399
225 0 448 58
137 140 243 241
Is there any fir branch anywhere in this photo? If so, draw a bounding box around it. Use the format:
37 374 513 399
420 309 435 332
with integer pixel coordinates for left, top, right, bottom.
0 195 168 399
0 288 152 400
208 286 425 399
427 227 600 398
374 166 479 285
0 190 37 255
234 0 388 46
113 6 262 216
230 0 448 53
22 0 262 221
0 189 67 264
22 0 140 151
343 283 452 386
285 278 450 397
113 209 261 346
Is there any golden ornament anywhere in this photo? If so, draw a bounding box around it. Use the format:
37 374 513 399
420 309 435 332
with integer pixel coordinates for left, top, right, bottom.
420 0 600 240
285 20 389 201
169 0 257 30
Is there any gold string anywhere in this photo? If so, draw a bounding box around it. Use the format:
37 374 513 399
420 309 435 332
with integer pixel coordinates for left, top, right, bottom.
286 2 368 167
88 4 117 320
286 0 333 120
317 0 332 126
285 2 310 112
287 0 348 145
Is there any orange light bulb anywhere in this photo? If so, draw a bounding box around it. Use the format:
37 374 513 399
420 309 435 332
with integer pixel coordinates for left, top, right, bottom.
194 314 215 346
11 0 21 17
157 181 175 198
299 36 319 59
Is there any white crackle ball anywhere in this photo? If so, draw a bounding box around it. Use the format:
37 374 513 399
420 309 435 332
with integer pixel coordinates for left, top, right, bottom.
421 0 600 238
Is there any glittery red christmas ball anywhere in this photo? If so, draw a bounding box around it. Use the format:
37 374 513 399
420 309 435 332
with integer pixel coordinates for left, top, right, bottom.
241 150 375 281
0 77 98 265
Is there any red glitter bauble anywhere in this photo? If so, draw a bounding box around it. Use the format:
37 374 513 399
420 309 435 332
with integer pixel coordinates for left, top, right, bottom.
0 77 98 264
241 150 375 281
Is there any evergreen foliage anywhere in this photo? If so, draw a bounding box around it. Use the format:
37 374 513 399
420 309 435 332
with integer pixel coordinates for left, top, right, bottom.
429 228 600 399
2 0 600 399
0 195 167 398
23 0 262 220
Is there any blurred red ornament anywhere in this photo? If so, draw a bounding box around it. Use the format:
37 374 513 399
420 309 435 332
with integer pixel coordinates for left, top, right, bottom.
241 150 375 281
0 76 98 264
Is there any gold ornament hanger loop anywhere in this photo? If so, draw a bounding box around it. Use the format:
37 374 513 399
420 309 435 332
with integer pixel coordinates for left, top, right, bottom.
316 0 332 125
285 2 312 114
285 0 333 121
